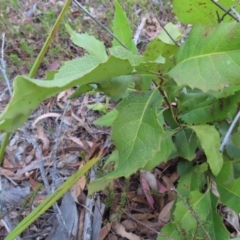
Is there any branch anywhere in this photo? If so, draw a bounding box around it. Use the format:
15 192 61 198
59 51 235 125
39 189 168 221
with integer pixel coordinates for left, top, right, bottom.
211 0 240 22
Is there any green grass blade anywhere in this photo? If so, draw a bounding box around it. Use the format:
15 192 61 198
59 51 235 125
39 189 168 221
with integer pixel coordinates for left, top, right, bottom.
5 154 100 239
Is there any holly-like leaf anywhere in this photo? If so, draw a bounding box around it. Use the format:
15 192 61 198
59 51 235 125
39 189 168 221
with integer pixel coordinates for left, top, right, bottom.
89 90 165 193
158 190 229 240
112 0 137 53
169 23 240 92
216 161 240 212
175 128 198 161
189 125 223 176
65 24 108 61
172 0 240 24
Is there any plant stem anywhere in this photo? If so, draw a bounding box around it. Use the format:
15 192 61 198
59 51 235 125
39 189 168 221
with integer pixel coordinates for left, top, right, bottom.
0 133 10 165
158 86 181 127
0 0 72 165
29 0 72 78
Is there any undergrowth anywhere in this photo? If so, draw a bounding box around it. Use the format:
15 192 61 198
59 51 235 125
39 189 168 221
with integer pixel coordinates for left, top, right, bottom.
1 0 240 239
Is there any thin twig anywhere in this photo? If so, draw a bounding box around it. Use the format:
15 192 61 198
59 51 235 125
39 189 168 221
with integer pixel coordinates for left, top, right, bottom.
220 111 240 152
211 0 240 22
73 0 129 50
51 99 70 190
231 6 240 21
216 8 232 23
0 33 13 96
172 186 211 240
149 2 179 47
0 34 13 166
122 209 173 239
153 15 180 47
133 16 147 45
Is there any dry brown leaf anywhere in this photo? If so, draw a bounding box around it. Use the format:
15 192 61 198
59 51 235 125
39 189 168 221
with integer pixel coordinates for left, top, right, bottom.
162 176 176 202
78 94 89 119
36 125 50 151
0 168 15 177
131 213 155 221
15 159 51 178
33 194 47 205
99 222 112 240
3 156 19 169
112 221 142 240
121 219 138 232
29 175 40 190
158 200 174 226
126 192 148 205
47 60 61 71
66 133 93 148
106 234 118 240
169 171 179 183
33 113 61 127
71 111 93 133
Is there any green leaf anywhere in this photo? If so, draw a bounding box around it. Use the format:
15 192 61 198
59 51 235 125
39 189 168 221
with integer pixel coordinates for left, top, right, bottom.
109 46 144 65
158 190 229 240
189 125 223 176
177 164 207 198
0 55 134 133
93 109 118 127
97 75 132 97
163 109 179 129
172 0 240 24
226 140 240 159
178 91 210 112
103 150 119 169
169 23 240 92
143 38 177 60
69 84 96 99
175 128 198 161
162 79 183 103
177 160 193 177
87 103 107 113
207 191 230 239
134 74 152 91
89 90 164 194
216 161 240 212
179 93 239 124
232 131 240 148
143 131 175 170
158 22 182 44
65 24 108 61
112 0 137 54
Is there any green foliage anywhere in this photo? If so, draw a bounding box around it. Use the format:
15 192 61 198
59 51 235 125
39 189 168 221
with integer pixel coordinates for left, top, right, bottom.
169 22 240 92
3 0 240 239
173 0 240 24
